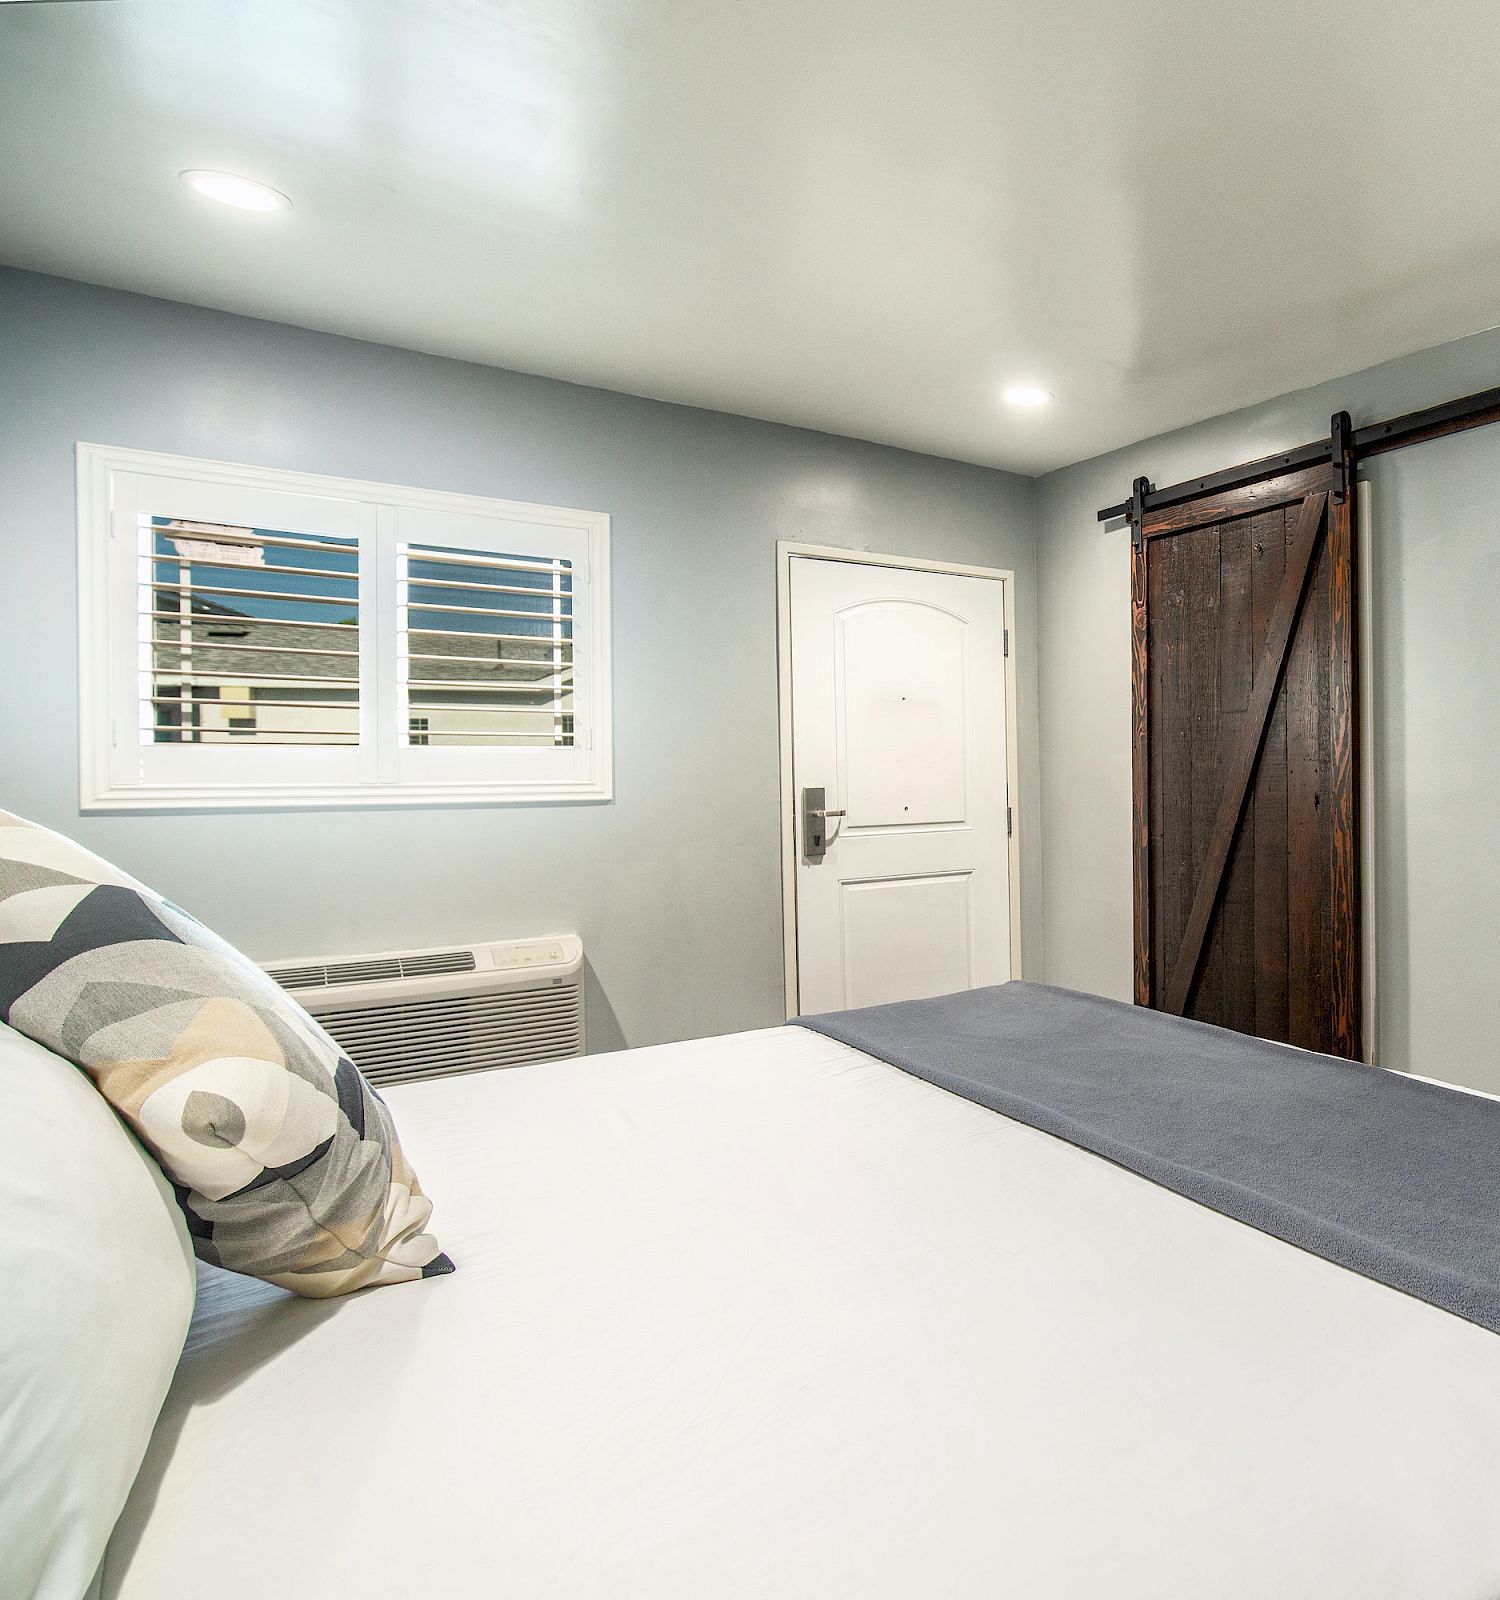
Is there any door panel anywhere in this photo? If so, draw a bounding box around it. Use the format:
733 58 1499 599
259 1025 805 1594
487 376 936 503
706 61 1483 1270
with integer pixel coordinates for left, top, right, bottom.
839 602 968 828
840 872 974 1010
789 556 1010 1015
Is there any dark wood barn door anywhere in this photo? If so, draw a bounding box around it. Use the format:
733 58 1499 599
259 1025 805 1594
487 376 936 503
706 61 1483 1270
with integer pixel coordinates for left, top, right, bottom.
1131 460 1360 1058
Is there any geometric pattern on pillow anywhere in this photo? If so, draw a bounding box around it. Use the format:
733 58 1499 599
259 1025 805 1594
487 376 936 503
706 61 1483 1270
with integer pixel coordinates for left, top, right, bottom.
0 811 453 1298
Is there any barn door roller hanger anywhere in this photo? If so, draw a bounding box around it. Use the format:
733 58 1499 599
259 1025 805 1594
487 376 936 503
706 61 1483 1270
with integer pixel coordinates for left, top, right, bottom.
1105 376 1500 536
1124 412 1352 549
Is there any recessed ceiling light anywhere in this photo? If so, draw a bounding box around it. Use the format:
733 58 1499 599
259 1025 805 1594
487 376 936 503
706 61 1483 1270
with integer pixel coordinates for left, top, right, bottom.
180 170 291 213
1001 384 1054 408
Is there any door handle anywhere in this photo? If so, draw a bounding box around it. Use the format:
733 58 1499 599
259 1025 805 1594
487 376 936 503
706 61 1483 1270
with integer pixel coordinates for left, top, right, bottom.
801 787 844 861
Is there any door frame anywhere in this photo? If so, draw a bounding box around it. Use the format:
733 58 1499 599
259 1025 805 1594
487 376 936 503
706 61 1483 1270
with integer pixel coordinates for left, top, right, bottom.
775 541 1023 1018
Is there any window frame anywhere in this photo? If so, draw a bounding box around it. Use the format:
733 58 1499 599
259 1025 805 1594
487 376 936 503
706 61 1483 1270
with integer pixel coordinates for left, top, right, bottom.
77 443 612 811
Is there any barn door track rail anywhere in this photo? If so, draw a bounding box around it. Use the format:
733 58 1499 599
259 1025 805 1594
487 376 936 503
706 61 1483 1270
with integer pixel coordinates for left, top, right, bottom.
1098 380 1500 535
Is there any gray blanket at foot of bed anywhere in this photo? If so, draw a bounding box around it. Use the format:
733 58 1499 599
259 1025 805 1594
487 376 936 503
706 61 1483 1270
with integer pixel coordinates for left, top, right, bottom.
793 981 1500 1336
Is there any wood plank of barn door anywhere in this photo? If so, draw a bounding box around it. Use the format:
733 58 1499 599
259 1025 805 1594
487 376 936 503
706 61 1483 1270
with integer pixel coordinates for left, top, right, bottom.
1326 476 1362 1059
1184 523 1224 1022
1250 506 1291 1043
1215 517 1257 1037
1150 533 1193 1014
1285 521 1328 1049
1130 534 1152 1006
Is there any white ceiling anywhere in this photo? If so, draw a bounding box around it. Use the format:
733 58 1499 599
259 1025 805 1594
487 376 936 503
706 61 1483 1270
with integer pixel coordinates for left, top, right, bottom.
3 0 1498 475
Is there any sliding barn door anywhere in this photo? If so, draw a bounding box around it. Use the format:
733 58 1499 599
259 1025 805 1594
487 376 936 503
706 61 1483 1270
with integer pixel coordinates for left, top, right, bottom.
1132 461 1360 1058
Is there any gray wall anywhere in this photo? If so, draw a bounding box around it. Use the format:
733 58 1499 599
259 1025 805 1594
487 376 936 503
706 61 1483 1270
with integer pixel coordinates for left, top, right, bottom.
1036 325 1500 1089
0 267 1041 1051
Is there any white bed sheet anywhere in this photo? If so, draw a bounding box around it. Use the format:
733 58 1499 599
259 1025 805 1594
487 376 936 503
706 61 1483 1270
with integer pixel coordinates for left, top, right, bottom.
103 1025 1500 1599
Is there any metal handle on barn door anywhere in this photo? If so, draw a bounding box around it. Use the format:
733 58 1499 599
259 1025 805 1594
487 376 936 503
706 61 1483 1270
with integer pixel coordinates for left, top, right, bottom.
801 786 845 861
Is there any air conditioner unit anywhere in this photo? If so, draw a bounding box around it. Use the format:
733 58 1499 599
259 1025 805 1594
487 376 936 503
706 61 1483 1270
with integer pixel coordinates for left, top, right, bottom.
262 935 584 1087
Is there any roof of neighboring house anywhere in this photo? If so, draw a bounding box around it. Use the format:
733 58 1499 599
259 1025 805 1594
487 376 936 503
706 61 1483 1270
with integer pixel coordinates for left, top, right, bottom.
151 602 566 703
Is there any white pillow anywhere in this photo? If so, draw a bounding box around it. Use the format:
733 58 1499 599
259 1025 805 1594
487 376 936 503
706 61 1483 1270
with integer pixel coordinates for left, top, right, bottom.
0 1022 196 1600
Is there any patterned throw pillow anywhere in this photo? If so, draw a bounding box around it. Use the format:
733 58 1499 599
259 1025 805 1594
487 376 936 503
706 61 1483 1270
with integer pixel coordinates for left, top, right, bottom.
0 812 453 1297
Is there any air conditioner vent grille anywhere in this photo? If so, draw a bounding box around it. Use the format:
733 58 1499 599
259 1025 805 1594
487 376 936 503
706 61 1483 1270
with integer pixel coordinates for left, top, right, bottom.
397 950 479 978
266 963 330 990
267 948 477 991
317 984 583 1087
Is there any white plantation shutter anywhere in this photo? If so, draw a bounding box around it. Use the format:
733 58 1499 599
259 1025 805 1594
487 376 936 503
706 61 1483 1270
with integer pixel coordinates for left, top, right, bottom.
143 520 362 747
396 542 574 749
387 500 603 794
79 446 610 809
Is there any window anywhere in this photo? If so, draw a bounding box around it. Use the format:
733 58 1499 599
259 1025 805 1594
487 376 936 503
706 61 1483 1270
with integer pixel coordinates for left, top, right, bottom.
78 444 611 809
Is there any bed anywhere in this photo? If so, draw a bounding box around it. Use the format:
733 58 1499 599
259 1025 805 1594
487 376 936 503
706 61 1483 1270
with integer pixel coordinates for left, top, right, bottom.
98 1018 1500 1599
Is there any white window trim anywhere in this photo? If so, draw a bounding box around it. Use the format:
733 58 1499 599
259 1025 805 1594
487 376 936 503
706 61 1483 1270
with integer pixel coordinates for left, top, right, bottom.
77 442 612 811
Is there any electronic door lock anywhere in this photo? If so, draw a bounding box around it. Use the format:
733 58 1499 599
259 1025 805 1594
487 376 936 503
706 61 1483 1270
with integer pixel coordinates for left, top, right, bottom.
801 786 844 861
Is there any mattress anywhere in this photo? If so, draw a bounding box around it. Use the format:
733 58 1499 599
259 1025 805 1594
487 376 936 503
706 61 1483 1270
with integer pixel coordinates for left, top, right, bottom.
101 1025 1500 1599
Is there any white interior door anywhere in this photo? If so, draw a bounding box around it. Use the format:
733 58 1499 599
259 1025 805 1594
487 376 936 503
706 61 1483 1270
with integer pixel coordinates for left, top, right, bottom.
787 554 1013 1015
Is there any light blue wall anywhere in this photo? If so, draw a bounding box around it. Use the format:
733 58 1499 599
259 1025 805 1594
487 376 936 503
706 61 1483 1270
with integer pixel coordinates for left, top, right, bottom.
1035 325 1500 1088
0 267 1041 1050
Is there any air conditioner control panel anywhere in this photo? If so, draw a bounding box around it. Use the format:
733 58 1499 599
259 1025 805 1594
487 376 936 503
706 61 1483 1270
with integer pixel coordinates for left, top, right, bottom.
484 936 577 972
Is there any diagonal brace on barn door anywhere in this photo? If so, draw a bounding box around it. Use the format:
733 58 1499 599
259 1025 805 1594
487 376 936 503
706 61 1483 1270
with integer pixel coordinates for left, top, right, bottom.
1163 491 1330 1018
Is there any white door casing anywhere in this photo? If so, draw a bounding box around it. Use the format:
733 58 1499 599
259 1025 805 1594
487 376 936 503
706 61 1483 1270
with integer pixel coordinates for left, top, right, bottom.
779 547 1018 1016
